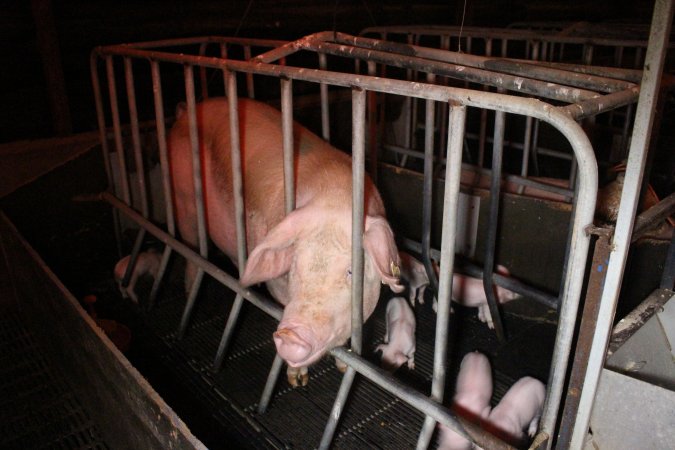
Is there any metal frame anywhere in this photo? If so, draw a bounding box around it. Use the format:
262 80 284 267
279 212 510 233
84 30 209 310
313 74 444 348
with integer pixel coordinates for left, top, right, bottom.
88 28 641 448
359 23 673 194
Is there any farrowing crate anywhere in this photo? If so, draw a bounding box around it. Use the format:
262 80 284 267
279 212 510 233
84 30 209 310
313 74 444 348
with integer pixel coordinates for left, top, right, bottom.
89 30 644 449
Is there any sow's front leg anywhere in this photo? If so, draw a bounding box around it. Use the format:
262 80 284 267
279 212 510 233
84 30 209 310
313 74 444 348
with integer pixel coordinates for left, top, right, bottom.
287 365 309 387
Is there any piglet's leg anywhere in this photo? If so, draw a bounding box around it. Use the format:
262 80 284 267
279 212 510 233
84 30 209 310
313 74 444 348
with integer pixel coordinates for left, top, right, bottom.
287 365 309 387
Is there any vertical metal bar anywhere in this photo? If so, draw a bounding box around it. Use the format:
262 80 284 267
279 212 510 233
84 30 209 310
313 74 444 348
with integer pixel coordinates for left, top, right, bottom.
367 61 378 184
482 111 507 342
220 43 229 97
148 60 175 308
257 353 285 414
350 87 367 355
178 64 209 339
319 53 331 141
318 88 367 449
422 74 439 297
416 104 467 450
569 1 674 447
90 52 123 257
120 57 150 287
478 40 492 167
214 73 248 368
583 44 594 65
244 46 255 98
531 118 541 175
255 78 296 406
199 42 209 100
318 367 357 450
518 115 534 194
106 55 131 206
557 229 612 449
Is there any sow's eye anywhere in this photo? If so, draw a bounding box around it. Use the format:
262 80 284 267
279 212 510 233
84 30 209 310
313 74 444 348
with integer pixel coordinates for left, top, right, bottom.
346 268 352 280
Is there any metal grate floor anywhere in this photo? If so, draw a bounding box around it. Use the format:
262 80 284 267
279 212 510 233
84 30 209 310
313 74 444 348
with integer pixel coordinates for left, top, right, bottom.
116 260 557 449
0 308 109 450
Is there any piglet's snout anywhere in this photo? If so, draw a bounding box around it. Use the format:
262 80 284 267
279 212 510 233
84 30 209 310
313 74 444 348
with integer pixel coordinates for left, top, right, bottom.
274 328 313 367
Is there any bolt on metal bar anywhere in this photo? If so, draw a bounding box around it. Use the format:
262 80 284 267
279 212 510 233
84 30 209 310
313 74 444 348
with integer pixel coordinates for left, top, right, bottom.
421 74 440 299
318 88 367 449
178 65 209 339
482 110 507 342
417 104 467 450
148 60 176 308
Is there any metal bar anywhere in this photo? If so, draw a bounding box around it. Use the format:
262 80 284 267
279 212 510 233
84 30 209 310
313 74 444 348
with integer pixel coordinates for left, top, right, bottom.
89 52 123 258
148 60 175 308
102 192 283 320
482 110 507 342
318 367 356 450
401 236 559 310
351 88 367 355
367 61 378 184
244 45 254 98
632 191 675 242
257 354 284 414
319 53 331 141
213 74 248 367
661 230 675 290
417 104 467 450
317 88 368 449
421 75 440 299
199 42 209 100
518 115 534 194
105 56 131 206
120 57 151 289
557 228 613 449
331 347 515 450
569 1 674 447
93 45 638 121
255 77 297 405
178 65 209 339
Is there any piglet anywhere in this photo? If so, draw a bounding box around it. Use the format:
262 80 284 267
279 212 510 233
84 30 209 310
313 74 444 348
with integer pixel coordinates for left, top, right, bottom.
114 249 161 304
376 297 416 371
438 265 519 329
399 251 432 307
438 351 493 450
486 376 546 445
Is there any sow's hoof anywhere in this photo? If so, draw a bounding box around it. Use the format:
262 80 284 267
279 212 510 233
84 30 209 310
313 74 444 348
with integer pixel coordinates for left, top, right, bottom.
287 366 309 387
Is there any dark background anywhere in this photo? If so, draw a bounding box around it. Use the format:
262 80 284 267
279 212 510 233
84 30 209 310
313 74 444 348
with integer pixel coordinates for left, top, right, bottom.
1 0 659 143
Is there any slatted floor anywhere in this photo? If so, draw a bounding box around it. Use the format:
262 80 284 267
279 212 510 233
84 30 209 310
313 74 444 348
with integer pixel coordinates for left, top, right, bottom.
0 309 109 450
113 261 557 449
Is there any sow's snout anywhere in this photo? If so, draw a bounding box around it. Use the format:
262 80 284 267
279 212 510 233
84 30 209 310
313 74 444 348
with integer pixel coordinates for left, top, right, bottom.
273 327 315 367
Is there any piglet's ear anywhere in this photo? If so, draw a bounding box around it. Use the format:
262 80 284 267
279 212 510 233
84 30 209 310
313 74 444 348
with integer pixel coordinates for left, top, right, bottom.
363 216 405 293
239 209 306 287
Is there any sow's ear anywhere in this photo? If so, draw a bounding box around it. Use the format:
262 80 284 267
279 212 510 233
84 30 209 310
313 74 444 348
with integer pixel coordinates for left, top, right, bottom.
363 216 405 293
239 209 305 287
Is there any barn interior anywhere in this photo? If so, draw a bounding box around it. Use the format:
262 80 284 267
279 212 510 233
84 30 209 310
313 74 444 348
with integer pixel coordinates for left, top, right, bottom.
1 1 674 450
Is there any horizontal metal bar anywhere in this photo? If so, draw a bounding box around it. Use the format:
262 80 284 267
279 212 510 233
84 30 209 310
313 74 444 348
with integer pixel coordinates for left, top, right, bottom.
330 347 517 450
400 237 559 310
360 24 675 50
101 192 283 321
92 39 638 120
631 191 675 242
123 35 288 50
